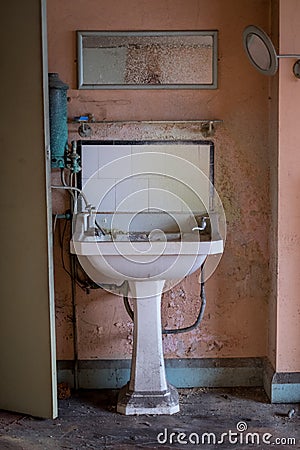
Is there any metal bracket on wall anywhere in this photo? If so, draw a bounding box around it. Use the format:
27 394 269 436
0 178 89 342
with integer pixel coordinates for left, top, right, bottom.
200 120 219 138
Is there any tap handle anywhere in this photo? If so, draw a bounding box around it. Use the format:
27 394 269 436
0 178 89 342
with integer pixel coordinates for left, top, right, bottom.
193 216 209 231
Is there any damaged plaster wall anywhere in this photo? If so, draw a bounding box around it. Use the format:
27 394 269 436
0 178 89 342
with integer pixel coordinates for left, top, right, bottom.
48 0 271 361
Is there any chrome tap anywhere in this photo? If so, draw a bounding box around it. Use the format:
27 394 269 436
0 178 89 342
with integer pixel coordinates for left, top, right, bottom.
85 205 106 236
192 216 208 232
85 204 97 235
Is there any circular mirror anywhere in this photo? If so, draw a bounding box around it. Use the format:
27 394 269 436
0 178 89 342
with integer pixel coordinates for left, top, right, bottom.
243 25 278 76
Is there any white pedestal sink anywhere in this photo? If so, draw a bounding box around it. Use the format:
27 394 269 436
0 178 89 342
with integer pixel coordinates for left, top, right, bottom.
71 212 223 415
118 279 180 415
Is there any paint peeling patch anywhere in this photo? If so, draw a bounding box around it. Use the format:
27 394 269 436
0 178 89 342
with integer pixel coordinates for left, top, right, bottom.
114 321 134 346
207 340 224 351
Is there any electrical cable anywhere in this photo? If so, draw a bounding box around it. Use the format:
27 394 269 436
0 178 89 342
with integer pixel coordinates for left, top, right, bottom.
60 168 68 187
53 214 58 234
51 185 90 208
122 262 207 334
55 168 81 390
57 217 88 291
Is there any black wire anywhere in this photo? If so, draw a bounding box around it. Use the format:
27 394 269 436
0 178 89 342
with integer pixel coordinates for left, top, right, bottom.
163 271 206 334
123 295 134 320
57 218 90 291
60 218 72 278
75 262 102 290
122 263 207 334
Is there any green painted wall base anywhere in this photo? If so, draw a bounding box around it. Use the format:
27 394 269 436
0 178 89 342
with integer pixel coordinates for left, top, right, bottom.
58 357 262 388
263 359 300 403
58 358 300 403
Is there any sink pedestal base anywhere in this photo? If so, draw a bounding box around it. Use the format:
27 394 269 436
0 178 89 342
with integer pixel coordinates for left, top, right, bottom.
117 382 179 415
117 280 180 415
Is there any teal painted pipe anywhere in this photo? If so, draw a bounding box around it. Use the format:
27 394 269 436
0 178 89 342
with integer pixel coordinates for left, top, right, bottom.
48 73 69 169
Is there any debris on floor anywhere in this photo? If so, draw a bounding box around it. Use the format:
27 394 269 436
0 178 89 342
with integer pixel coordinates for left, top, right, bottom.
0 387 299 449
57 382 71 400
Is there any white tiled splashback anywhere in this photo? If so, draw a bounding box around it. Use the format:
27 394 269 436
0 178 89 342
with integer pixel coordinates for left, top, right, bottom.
81 143 211 213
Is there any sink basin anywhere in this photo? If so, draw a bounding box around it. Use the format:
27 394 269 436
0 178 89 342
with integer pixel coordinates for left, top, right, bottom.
71 233 223 284
70 211 224 415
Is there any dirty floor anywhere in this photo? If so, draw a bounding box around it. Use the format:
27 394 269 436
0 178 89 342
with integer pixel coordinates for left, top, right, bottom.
0 387 299 450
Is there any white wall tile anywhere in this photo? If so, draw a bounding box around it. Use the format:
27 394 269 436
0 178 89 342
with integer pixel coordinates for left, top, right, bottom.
80 143 211 215
115 177 148 212
166 177 206 213
198 145 210 179
97 145 132 179
147 173 207 213
82 178 116 211
148 175 182 212
81 146 99 179
165 144 200 167
164 157 210 210
131 145 166 175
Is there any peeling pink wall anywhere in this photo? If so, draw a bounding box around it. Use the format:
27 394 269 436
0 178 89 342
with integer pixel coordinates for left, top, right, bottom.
275 0 300 372
48 0 271 361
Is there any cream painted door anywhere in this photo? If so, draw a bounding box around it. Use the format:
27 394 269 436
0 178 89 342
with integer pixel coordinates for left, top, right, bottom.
0 0 57 418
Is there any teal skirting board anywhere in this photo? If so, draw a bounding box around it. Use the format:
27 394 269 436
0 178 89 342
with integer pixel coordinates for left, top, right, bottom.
263 359 300 403
57 357 300 403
